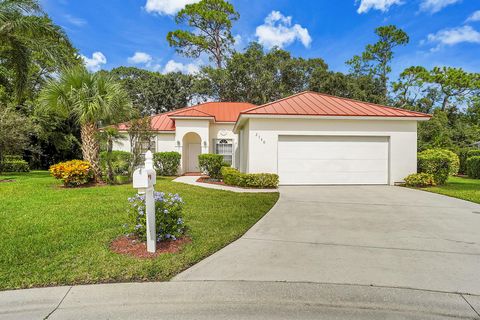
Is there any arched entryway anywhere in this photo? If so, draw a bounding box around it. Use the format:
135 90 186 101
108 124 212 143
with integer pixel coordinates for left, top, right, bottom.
182 132 202 173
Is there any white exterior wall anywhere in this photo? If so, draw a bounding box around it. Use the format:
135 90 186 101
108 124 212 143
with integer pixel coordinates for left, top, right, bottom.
242 118 418 185
112 134 131 152
156 133 176 152
239 121 249 172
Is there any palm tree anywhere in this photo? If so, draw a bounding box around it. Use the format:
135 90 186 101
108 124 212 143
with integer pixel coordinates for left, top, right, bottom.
40 66 133 181
0 0 75 99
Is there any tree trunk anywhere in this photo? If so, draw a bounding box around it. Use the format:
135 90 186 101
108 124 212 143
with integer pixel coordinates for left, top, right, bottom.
107 138 114 183
80 122 102 182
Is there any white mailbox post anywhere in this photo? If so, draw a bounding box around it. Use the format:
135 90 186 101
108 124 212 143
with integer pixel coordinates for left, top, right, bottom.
133 150 157 253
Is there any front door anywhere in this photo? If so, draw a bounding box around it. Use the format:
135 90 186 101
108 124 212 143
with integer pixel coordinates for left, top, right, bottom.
187 143 201 172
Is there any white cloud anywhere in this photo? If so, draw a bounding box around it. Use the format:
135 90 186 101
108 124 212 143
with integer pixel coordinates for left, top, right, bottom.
163 60 200 74
128 52 153 64
419 0 462 13
426 25 480 51
64 14 87 27
466 10 480 22
255 11 312 49
80 52 107 72
356 0 403 14
144 0 200 15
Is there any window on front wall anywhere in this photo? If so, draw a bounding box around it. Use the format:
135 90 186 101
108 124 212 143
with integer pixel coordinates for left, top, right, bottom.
215 139 233 165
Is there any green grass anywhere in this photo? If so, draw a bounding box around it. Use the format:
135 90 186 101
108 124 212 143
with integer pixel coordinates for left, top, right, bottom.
0 171 278 290
421 176 480 204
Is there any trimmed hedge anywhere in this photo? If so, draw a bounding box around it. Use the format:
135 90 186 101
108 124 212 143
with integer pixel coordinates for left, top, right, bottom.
467 156 480 179
153 152 181 176
467 150 480 158
1 159 30 172
404 173 436 187
458 148 471 175
198 154 224 179
418 149 459 185
221 167 279 189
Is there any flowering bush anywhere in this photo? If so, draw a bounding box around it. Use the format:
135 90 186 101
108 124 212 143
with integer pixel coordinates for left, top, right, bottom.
126 191 186 242
49 160 94 187
404 173 436 187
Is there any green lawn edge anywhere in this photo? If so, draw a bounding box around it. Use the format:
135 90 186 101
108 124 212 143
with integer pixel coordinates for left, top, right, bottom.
0 171 279 290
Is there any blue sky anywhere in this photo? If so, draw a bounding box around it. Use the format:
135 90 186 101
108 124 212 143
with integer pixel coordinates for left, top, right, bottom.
40 0 480 79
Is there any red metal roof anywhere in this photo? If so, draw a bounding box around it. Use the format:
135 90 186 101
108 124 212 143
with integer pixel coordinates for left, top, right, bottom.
169 108 214 118
241 91 431 118
117 102 256 132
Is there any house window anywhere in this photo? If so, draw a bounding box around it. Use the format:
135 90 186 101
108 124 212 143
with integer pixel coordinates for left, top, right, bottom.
215 139 233 165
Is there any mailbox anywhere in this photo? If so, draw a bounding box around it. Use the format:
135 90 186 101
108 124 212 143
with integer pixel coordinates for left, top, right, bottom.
133 168 156 192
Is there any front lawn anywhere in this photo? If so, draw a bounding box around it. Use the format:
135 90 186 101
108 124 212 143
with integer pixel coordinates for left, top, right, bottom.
421 176 480 204
0 171 278 290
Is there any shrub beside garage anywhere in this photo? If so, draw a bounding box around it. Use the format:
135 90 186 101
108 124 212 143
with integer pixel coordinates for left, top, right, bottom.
221 167 279 189
417 149 459 185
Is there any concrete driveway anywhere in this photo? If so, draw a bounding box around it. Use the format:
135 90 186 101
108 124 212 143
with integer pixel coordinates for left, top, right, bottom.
3 186 480 319
175 186 480 295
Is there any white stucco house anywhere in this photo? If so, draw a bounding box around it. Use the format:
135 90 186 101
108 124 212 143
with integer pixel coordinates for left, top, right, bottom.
114 91 431 185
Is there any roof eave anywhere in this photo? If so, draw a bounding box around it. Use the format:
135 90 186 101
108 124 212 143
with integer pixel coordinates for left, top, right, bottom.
233 113 430 132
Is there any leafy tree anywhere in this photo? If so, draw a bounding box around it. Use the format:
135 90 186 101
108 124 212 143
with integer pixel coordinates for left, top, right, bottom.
39 66 133 181
0 105 32 171
0 0 77 100
309 70 385 104
101 67 197 116
127 117 154 176
167 0 239 68
347 25 409 101
393 66 480 112
198 42 328 104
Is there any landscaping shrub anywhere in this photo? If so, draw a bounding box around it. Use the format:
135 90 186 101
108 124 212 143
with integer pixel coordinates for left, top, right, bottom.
404 173 436 187
467 150 480 158
127 192 186 242
458 148 472 175
99 151 132 184
419 149 459 176
99 151 132 175
467 156 480 179
1 155 29 172
221 167 279 189
49 160 94 187
198 154 224 179
417 149 458 185
153 152 181 176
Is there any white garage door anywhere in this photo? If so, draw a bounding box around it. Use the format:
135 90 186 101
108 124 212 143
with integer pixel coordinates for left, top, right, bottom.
278 136 389 185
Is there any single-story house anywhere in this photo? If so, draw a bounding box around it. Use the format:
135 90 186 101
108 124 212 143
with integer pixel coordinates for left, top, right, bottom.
114 91 431 185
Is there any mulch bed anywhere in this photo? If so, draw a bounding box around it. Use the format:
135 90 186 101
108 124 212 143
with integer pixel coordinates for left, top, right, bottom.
110 235 191 259
196 177 227 186
0 179 15 183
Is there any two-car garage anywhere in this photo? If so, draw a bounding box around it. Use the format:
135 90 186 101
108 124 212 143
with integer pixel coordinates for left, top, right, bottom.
234 91 430 186
277 136 389 185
